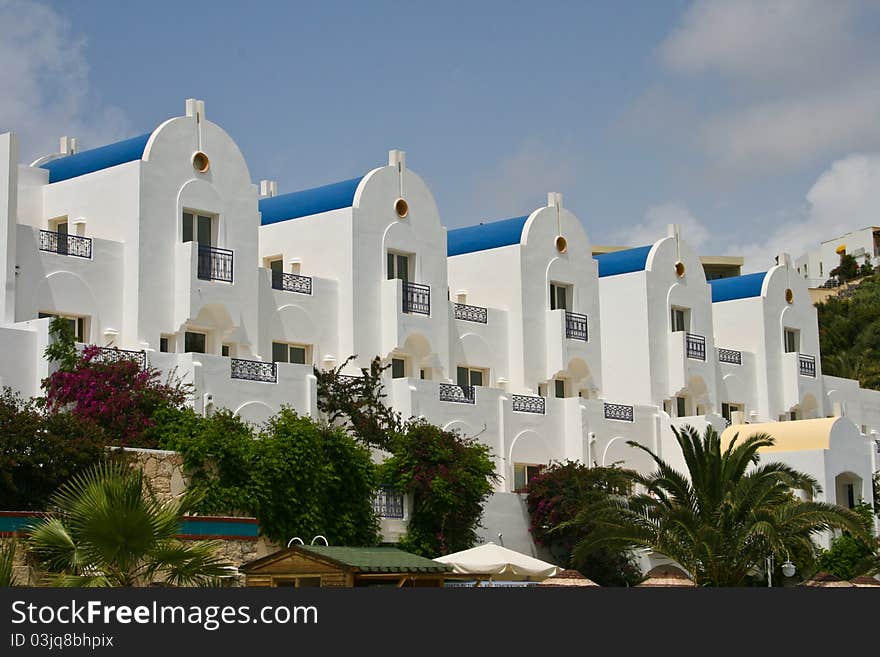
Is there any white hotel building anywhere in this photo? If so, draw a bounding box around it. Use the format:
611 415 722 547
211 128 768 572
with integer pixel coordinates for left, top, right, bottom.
0 101 876 546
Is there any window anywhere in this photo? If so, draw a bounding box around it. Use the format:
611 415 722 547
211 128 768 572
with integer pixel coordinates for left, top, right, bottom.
663 399 672 415
39 312 85 342
671 307 688 332
676 396 687 418
221 344 232 357
846 484 855 509
184 331 206 354
387 252 410 282
268 258 283 275
554 379 566 398
392 357 406 379
457 366 485 387
549 283 570 311
513 464 543 492
273 577 322 588
819 262 823 277
182 211 213 244
784 328 799 353
538 384 547 397
159 336 171 353
721 402 742 423
272 342 308 365
419 368 430 380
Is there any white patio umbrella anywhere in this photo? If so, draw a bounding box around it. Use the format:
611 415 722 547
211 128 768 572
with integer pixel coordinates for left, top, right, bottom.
434 542 560 583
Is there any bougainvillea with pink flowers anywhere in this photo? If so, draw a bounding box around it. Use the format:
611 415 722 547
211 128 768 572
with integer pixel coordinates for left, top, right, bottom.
43 336 188 448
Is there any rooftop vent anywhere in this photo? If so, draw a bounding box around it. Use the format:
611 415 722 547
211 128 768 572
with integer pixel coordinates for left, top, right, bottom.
259 180 278 198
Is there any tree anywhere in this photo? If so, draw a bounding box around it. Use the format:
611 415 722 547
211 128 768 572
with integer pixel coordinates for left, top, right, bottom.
0 388 108 511
380 422 498 557
27 462 230 587
813 502 878 580
563 425 869 586
161 408 380 546
526 461 642 586
43 344 189 448
314 355 403 450
830 253 859 283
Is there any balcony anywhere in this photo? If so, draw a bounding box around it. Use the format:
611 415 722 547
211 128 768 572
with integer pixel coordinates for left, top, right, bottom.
717 347 742 365
454 302 487 324
511 394 545 414
799 354 816 378
91 346 147 370
686 333 706 361
373 487 404 519
197 245 233 283
402 282 430 315
230 358 277 383
39 230 92 259
565 312 588 341
439 383 475 404
604 402 634 422
271 271 312 295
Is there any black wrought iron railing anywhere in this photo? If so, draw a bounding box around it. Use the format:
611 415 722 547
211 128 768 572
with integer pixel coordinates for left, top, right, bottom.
799 354 816 378
717 348 742 365
230 358 276 383
511 394 545 414
92 346 146 369
604 402 634 422
565 311 588 341
271 271 312 295
373 487 404 519
439 383 475 404
454 303 488 324
197 245 233 283
686 333 706 361
39 230 92 259
402 282 430 315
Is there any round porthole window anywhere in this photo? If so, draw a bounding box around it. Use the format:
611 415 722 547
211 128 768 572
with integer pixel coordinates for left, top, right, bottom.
394 198 409 219
555 235 567 253
675 261 686 277
785 288 794 304
192 151 210 173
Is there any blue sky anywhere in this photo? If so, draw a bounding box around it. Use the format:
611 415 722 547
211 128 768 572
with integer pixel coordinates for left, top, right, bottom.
3 0 880 271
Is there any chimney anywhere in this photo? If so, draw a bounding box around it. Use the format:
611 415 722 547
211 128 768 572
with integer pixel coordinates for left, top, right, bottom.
547 192 563 208
667 223 680 239
185 99 206 122
388 149 406 170
59 136 77 155
259 180 278 198
776 252 791 268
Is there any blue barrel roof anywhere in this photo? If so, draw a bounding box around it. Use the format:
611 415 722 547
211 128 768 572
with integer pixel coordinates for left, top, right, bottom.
447 215 529 256
39 133 152 184
708 271 768 302
594 245 654 277
259 176 364 225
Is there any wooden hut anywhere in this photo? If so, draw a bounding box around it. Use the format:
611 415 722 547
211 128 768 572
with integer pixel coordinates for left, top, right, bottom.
241 545 451 588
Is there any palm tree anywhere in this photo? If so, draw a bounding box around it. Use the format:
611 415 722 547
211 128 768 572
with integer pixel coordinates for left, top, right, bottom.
28 462 231 587
0 538 17 586
563 425 870 586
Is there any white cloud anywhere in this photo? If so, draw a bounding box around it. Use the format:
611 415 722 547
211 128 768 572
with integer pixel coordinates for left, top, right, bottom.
470 139 578 222
614 202 708 249
737 153 880 272
701 80 880 172
660 0 866 84
653 0 880 174
0 0 128 161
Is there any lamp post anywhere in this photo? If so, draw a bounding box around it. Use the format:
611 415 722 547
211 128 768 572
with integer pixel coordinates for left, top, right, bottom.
767 554 796 587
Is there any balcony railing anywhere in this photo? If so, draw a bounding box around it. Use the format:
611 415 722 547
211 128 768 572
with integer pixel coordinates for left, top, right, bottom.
565 312 588 341
402 282 430 315
272 271 312 295
373 487 404 519
39 230 92 259
686 333 706 361
717 347 742 365
230 358 277 383
439 383 475 404
604 402 634 422
454 303 487 324
92 346 146 369
511 394 545 414
799 354 817 378
197 245 233 283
